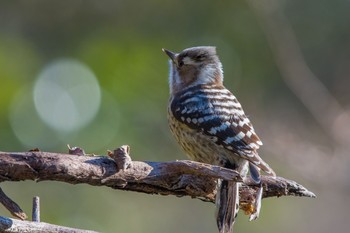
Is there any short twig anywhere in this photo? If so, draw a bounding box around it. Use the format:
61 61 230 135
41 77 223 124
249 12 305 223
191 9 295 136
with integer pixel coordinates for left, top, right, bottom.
0 187 27 220
32 196 40 222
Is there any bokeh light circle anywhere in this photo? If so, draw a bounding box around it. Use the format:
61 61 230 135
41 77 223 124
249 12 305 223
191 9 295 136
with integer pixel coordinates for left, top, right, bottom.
33 59 101 132
9 86 60 149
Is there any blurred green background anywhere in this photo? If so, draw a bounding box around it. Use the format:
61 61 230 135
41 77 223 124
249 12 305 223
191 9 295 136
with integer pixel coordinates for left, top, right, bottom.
1 0 349 232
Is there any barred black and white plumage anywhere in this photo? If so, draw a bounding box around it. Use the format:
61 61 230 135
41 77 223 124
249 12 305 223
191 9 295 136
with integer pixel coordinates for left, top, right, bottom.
163 46 275 233
170 83 274 172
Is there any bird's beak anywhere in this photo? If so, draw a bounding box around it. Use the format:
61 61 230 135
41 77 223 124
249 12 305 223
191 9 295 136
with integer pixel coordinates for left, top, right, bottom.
162 48 177 63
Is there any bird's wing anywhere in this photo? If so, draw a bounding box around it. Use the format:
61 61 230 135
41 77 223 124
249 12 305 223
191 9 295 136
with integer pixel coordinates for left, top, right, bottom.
171 87 275 175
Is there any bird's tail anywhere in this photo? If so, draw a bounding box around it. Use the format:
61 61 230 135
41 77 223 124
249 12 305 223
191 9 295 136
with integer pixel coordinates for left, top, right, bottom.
216 179 239 233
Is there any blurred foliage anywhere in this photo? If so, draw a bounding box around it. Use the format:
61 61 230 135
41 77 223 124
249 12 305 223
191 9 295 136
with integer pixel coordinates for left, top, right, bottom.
0 0 349 233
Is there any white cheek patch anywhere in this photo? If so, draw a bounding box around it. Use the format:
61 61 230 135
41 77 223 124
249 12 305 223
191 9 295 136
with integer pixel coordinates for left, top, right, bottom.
185 61 224 87
195 63 223 85
200 64 216 80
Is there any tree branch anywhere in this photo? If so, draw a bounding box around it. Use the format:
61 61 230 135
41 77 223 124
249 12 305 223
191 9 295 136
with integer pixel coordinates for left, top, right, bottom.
0 147 315 219
0 216 99 233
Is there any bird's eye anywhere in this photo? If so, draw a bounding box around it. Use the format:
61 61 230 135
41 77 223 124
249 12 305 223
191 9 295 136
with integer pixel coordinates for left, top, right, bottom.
196 55 205 60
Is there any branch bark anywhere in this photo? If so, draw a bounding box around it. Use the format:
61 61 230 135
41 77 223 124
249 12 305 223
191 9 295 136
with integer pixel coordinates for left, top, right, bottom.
0 148 315 220
0 216 98 233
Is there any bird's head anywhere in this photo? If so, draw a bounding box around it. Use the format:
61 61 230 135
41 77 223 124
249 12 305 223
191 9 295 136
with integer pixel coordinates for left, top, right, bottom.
163 46 223 95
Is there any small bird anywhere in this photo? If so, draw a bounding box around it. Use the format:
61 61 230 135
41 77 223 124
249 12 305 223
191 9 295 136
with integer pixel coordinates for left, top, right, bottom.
163 46 276 233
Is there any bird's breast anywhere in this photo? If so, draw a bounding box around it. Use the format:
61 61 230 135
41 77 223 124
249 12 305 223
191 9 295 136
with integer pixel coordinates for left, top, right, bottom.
167 106 240 166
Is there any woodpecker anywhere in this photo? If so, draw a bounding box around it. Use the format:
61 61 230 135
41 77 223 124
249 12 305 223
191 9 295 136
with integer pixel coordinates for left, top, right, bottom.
163 46 276 233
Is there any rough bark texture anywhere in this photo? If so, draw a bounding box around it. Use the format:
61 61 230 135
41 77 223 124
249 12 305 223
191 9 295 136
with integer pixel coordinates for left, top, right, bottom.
0 216 98 233
0 149 315 220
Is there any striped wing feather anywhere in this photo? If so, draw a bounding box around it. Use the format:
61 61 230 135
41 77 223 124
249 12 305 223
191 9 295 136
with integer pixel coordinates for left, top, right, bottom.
171 84 275 175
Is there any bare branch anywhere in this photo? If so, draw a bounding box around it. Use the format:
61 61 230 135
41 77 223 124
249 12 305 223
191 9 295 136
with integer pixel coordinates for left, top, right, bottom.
0 216 99 233
0 148 315 219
